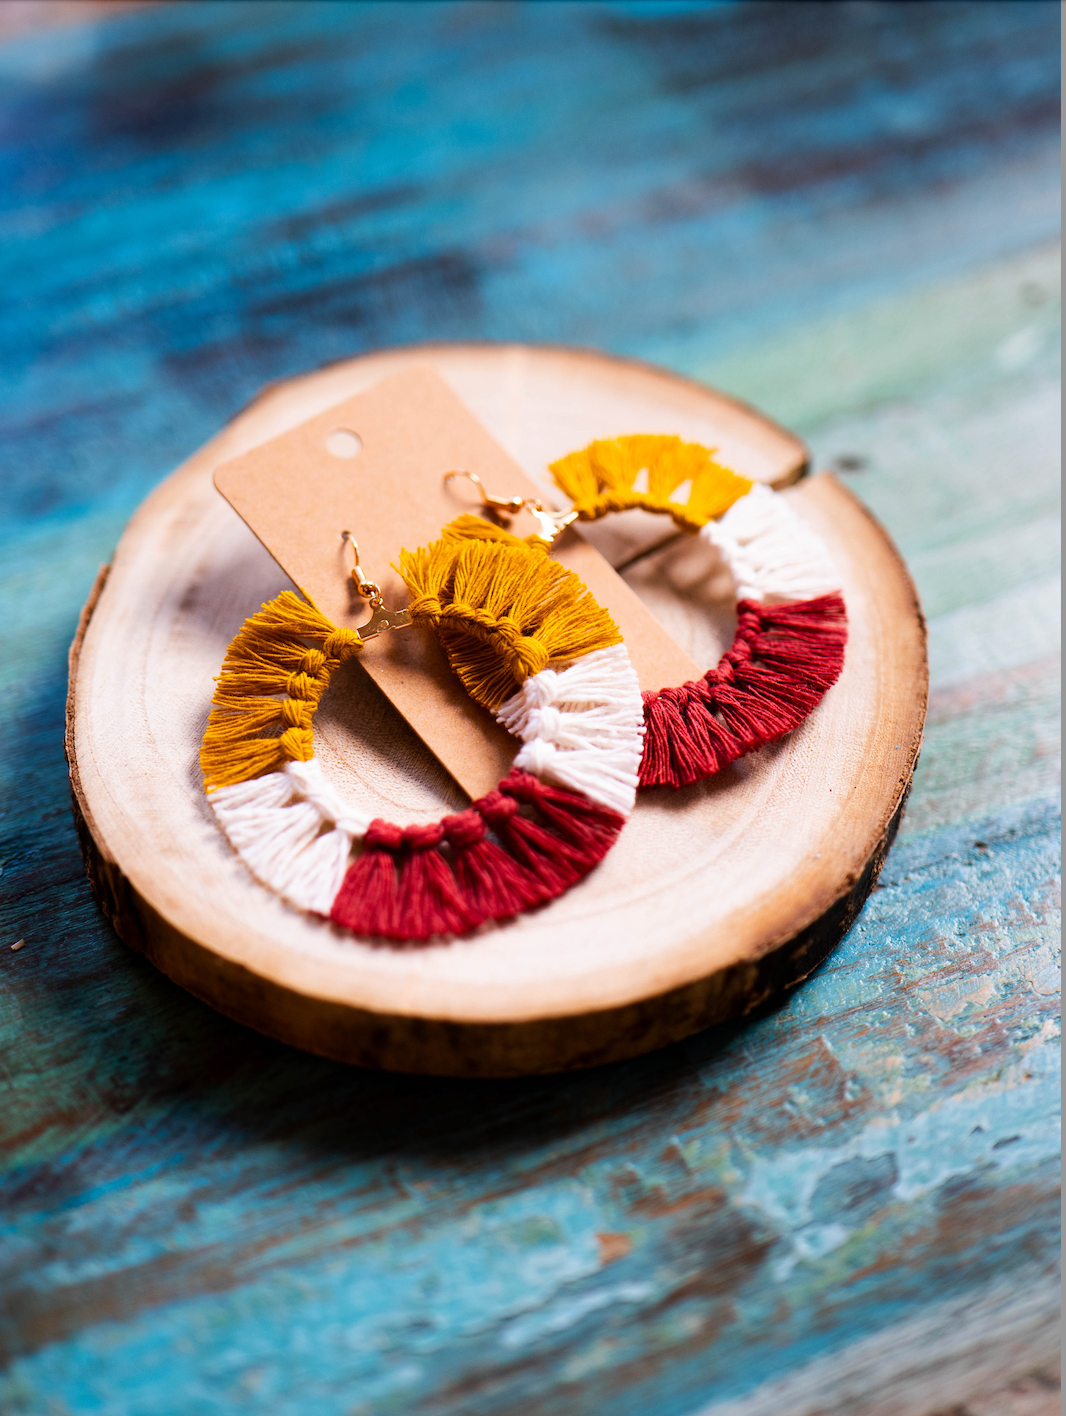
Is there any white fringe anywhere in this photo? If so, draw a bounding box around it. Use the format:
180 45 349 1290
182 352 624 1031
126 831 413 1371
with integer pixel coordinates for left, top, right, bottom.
209 644 645 914
208 758 371 915
701 482 842 604
496 646 645 816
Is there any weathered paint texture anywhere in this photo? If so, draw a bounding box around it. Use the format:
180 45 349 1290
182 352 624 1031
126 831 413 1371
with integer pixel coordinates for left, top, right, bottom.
0 3 1059 1413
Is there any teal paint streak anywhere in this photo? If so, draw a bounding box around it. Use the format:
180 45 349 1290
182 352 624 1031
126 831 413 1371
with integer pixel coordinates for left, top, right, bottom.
0 2 1059 1412
0 1 1059 533
1 800 1058 1414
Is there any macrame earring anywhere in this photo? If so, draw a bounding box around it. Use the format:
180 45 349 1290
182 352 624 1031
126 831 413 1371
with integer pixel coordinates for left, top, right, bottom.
200 518 645 943
449 434 847 791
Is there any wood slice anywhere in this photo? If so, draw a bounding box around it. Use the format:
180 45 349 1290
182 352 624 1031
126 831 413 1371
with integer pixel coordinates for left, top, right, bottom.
66 344 928 1077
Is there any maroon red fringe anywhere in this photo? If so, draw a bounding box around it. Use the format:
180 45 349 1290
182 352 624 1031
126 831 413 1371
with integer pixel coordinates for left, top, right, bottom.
329 770 624 944
639 594 848 790
327 595 844 939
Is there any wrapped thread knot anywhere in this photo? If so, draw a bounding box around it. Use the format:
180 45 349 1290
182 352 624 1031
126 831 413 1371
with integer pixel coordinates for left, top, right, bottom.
278 726 314 761
280 697 312 728
509 634 551 679
365 820 404 850
298 648 328 677
407 592 443 620
285 671 318 700
443 810 487 849
476 790 520 825
322 628 364 661
402 822 446 851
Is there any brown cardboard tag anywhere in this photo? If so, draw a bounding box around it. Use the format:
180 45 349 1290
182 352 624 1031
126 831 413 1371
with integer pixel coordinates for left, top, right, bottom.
214 366 700 799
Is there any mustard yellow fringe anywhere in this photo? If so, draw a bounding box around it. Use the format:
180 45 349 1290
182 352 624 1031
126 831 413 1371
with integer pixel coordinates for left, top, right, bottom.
439 512 551 554
549 434 752 533
397 520 621 710
200 591 364 791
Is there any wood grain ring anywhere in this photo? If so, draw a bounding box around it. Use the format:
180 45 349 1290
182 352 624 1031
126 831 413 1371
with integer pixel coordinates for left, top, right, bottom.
66 343 928 1077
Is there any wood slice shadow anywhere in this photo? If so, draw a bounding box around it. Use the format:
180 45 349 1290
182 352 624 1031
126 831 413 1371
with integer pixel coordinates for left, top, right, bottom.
66 343 927 1077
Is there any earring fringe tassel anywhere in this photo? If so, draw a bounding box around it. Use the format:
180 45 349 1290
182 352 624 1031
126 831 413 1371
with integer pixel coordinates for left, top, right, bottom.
640 594 848 788
329 770 625 942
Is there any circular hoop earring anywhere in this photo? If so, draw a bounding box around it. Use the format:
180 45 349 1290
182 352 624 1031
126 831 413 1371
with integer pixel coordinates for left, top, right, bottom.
201 516 645 943
449 434 848 790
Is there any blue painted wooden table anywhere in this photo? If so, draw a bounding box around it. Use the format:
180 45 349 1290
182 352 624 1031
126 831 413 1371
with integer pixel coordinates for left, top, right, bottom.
0 4 1059 1413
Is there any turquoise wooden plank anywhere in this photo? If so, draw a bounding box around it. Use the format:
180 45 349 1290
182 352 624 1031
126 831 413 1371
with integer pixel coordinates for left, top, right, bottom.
0 3 1059 1413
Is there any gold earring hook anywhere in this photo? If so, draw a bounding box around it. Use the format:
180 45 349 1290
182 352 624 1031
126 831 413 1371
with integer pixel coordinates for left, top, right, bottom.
442 471 578 545
443 469 525 515
340 529 411 640
341 529 381 603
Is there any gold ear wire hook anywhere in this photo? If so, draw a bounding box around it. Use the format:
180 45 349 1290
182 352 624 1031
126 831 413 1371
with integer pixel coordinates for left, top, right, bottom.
442 471 578 545
443 469 525 516
340 530 412 640
341 530 381 604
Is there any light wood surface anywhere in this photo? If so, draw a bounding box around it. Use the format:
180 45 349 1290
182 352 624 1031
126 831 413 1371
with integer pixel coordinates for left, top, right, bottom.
68 345 927 1075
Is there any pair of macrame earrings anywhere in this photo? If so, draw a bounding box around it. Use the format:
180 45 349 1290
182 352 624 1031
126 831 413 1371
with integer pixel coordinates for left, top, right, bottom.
201 435 847 944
